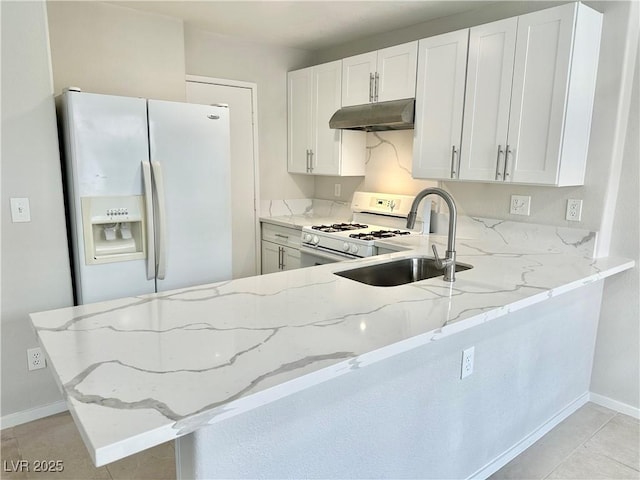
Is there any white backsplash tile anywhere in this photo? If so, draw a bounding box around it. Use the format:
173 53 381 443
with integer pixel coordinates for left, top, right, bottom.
260 199 313 217
260 198 351 223
433 213 598 258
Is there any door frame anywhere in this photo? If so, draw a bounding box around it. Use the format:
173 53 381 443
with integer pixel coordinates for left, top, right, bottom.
185 75 261 276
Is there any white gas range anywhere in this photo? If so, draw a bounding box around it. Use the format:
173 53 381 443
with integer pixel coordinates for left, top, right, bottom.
300 192 430 266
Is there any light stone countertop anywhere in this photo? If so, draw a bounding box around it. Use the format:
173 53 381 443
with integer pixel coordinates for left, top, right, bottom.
30 229 633 466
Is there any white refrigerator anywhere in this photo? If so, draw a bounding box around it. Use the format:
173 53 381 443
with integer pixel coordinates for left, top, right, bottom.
58 90 232 304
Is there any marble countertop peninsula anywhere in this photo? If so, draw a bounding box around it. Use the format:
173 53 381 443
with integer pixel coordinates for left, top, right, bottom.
30 224 633 466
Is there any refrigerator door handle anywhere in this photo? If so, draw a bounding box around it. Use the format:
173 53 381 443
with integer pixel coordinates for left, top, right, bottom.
151 161 168 280
141 161 156 280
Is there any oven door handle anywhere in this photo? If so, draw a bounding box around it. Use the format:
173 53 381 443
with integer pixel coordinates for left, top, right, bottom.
300 246 358 263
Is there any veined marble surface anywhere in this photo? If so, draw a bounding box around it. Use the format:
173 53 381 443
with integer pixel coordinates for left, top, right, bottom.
259 198 351 223
259 198 352 229
30 235 633 467
432 215 598 257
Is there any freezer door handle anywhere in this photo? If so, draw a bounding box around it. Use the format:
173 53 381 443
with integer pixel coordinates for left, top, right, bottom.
141 161 156 280
151 161 168 280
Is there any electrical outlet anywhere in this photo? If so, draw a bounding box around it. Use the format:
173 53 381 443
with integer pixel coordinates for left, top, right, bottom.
461 346 474 379
27 347 46 371
334 183 341 197
510 195 531 216
566 199 583 221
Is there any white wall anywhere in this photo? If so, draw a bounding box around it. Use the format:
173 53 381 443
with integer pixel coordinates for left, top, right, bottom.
184 27 315 200
590 47 639 410
47 1 186 101
1 1 73 417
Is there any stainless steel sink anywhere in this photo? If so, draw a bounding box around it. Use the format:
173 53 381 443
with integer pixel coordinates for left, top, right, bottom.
334 256 472 287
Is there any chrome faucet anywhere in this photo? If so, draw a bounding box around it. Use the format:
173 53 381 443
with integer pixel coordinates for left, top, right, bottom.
406 187 458 282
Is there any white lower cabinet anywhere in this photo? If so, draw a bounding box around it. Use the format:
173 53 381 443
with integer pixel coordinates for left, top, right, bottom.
413 2 602 186
261 242 300 274
261 222 301 274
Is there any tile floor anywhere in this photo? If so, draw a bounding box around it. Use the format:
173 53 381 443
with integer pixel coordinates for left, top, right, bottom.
0 402 638 479
490 403 639 480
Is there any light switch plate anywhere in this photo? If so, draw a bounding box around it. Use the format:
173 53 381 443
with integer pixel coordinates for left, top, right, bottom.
10 197 31 222
510 195 531 216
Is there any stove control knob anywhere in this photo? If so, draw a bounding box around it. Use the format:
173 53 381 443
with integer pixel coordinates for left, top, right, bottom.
312 235 319 245
303 233 312 243
343 242 350 252
350 244 359 254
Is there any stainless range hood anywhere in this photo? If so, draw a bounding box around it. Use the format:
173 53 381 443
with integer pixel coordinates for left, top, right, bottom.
329 98 415 132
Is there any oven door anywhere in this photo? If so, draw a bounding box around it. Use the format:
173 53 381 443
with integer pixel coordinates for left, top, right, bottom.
300 246 358 267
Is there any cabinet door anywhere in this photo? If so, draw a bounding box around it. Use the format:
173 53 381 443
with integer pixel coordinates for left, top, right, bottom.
459 18 517 182
507 4 576 184
261 241 281 274
341 51 377 106
281 246 301 271
376 41 418 102
312 60 342 175
287 67 313 174
413 30 468 180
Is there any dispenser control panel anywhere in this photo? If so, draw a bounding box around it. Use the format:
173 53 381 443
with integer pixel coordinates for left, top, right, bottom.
106 208 130 217
81 196 146 265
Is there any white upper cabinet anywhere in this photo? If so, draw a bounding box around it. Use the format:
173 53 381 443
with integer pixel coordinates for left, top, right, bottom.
413 30 469 180
287 67 313 174
342 41 418 106
341 51 377 107
287 61 366 176
507 3 601 185
459 18 517 182
413 2 602 186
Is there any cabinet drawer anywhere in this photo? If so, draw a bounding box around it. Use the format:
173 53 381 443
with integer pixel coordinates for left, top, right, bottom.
261 222 301 249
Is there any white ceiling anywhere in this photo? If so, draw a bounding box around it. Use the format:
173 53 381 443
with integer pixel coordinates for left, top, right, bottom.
112 1 498 51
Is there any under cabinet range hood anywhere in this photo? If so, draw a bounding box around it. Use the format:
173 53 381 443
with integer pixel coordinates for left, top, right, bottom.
329 98 415 132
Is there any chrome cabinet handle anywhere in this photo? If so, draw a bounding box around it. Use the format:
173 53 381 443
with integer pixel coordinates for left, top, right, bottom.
374 72 380 102
495 145 504 180
450 145 458 178
504 145 512 180
369 73 374 102
305 149 310 173
274 233 289 240
309 150 314 173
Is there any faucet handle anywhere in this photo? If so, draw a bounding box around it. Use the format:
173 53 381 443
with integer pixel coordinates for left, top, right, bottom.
432 244 445 269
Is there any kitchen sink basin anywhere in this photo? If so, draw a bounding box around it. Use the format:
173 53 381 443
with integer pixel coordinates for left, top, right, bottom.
334 256 472 287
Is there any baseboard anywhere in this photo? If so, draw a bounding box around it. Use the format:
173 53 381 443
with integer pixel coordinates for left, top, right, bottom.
590 392 640 419
0 400 68 429
467 392 590 480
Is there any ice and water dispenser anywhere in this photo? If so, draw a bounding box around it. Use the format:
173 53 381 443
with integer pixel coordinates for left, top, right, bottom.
81 196 146 264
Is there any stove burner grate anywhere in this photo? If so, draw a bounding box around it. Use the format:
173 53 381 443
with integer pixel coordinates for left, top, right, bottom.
311 223 369 233
348 229 412 240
